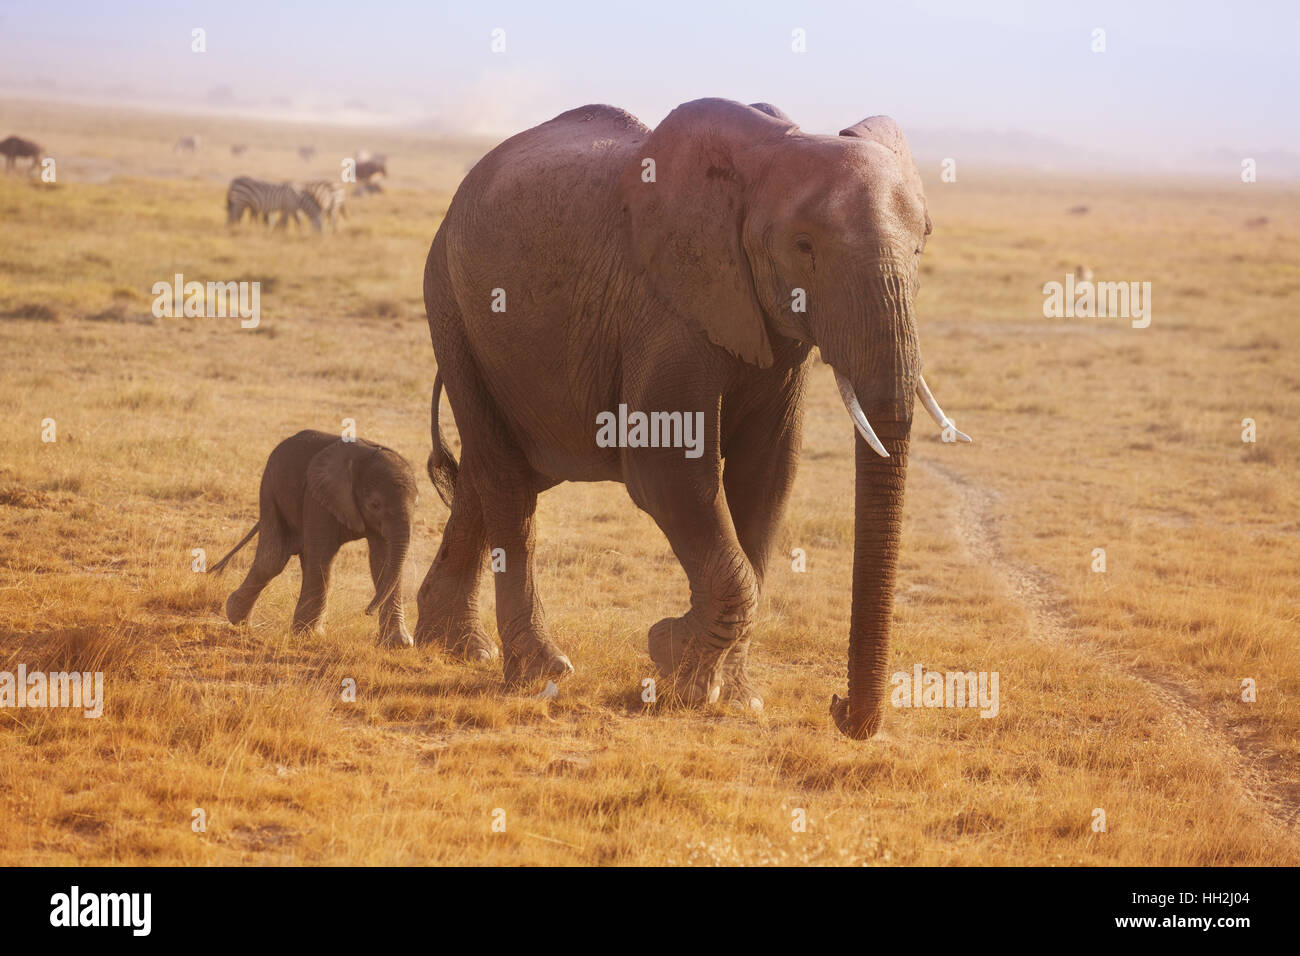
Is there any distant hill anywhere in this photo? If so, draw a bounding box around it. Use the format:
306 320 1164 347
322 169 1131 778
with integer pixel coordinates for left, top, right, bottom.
904 126 1300 180
4 82 1299 181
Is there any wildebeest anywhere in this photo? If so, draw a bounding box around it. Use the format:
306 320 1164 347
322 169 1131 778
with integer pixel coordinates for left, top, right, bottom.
1 135 42 172
226 176 322 233
298 145 317 162
354 158 387 193
175 135 201 154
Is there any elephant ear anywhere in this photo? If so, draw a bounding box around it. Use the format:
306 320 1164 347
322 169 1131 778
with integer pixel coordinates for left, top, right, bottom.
306 441 367 536
840 116 931 236
620 98 794 368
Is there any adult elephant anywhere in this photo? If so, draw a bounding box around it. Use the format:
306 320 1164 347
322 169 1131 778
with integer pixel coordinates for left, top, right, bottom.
416 98 969 739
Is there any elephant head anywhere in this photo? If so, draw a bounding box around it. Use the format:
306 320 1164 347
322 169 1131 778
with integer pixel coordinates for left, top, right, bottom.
307 441 420 644
621 99 968 738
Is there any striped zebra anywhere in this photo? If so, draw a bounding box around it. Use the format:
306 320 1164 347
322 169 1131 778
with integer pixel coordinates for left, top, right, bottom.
298 180 346 230
226 176 322 233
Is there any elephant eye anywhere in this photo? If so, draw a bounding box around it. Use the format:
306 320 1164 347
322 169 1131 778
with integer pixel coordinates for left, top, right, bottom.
794 235 813 255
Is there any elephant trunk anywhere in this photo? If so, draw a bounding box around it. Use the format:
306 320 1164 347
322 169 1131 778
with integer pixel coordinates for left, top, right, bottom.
825 268 918 739
832 423 911 738
370 529 412 644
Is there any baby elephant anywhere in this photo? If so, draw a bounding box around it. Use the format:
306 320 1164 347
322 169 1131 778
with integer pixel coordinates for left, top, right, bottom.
210 430 419 646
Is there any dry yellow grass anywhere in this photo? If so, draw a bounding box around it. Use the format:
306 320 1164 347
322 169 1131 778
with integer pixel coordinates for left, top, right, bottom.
1 98 1297 865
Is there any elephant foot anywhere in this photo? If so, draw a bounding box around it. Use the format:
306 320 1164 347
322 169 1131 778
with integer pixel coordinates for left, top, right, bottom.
291 617 325 638
503 629 574 686
718 637 764 713
454 627 499 663
648 615 685 676
647 615 727 707
225 590 255 625
377 626 414 649
414 612 499 663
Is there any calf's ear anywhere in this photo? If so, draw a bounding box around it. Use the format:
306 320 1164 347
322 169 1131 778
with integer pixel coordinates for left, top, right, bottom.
307 441 367 535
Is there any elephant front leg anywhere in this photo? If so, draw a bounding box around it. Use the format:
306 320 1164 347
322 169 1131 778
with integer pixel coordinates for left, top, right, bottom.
714 375 809 713
368 539 413 648
645 542 759 706
293 539 340 636
627 441 759 708
716 635 762 712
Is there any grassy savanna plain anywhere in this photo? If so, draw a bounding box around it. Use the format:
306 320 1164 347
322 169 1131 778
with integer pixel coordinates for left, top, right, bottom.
1 98 1297 865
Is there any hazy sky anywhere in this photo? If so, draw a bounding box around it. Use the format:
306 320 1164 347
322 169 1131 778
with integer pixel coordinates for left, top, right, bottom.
2 0 1296 158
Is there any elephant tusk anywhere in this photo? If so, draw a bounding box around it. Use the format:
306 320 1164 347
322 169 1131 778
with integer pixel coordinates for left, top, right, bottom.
917 374 972 443
834 370 890 458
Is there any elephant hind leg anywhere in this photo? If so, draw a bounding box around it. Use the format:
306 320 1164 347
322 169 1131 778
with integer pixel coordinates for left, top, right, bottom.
225 510 293 625
414 474 497 662
462 443 572 685
419 284 531 669
292 537 339 636
431 356 571 683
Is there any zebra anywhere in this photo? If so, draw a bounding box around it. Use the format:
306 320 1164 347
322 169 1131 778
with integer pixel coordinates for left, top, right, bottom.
1 135 42 172
298 145 317 161
174 135 201 154
298 180 346 230
226 176 322 233
230 143 248 156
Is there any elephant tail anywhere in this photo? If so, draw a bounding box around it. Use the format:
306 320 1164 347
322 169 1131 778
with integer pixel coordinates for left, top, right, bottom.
208 522 258 575
428 372 458 508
